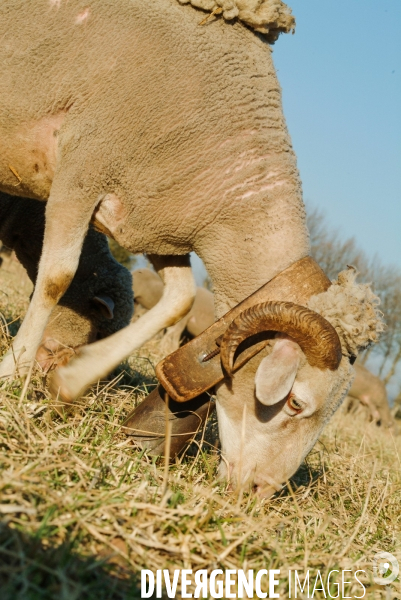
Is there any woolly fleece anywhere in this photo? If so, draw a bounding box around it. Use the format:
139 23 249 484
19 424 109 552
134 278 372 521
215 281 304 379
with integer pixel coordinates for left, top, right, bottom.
176 0 295 39
307 268 385 359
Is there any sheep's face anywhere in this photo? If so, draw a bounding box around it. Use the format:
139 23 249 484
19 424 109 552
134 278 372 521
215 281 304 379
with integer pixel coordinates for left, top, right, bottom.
216 338 354 496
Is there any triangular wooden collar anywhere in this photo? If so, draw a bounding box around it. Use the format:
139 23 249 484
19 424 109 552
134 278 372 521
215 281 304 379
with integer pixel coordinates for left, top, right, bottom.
156 256 331 402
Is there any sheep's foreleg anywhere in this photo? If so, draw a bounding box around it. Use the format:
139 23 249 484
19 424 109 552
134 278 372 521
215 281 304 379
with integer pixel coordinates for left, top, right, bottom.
0 191 93 379
49 254 196 402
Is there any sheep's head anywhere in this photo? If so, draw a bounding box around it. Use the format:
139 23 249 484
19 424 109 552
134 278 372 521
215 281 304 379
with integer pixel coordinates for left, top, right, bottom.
216 268 384 496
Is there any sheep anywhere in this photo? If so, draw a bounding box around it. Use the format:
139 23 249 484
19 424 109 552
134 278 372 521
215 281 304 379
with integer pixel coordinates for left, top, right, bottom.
0 0 383 493
345 363 396 432
0 193 133 371
132 268 165 312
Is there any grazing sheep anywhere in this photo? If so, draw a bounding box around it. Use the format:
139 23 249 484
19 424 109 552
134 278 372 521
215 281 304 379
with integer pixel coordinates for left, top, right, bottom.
132 268 214 348
346 363 396 431
0 0 383 493
0 193 133 370
132 268 165 312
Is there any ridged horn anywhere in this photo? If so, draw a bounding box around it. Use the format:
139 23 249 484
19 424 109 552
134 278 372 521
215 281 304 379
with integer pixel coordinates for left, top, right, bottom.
220 301 342 376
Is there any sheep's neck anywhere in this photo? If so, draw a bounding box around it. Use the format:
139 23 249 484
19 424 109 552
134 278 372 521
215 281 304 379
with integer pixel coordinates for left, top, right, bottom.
196 191 310 319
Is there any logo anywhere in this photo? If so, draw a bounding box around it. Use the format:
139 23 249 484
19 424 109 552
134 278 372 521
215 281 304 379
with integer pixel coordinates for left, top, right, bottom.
373 551 399 585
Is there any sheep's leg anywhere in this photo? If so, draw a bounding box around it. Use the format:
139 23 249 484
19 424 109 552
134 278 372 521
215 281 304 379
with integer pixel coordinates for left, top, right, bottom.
0 190 93 378
49 254 196 402
148 254 189 356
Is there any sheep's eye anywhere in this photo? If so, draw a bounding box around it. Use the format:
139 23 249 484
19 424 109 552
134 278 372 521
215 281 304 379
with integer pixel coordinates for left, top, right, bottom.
287 394 303 413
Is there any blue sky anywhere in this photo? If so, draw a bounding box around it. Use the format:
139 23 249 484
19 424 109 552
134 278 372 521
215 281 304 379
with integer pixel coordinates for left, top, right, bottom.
273 0 401 268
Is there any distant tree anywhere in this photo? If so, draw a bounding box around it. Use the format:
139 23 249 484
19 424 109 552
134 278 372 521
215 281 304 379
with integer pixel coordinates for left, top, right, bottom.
307 208 369 281
307 206 401 385
373 265 401 384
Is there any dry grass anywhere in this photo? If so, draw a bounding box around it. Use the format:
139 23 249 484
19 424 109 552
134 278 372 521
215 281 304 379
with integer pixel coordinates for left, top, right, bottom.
0 259 400 599
0 254 32 356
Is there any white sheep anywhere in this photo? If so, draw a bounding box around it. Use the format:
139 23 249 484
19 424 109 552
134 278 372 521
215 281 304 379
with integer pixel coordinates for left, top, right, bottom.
0 0 383 493
345 363 397 432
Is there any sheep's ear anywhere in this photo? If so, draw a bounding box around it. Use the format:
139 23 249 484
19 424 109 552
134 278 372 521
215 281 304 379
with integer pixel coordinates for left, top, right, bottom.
255 339 300 406
93 295 115 319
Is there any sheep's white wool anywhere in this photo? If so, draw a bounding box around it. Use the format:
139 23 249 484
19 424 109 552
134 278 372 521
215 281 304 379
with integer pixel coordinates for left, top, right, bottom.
307 267 385 359
176 0 295 39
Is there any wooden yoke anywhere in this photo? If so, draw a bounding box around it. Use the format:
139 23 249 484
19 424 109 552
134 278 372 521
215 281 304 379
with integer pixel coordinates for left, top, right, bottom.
156 257 331 402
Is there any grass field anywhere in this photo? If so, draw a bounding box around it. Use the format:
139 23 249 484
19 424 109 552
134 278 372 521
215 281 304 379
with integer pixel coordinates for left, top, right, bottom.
0 256 400 599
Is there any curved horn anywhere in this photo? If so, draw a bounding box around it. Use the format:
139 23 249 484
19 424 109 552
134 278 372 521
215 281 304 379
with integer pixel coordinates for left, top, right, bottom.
220 301 342 376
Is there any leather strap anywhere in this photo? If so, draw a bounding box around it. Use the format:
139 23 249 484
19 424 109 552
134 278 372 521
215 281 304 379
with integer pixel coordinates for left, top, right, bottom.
156 257 331 402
